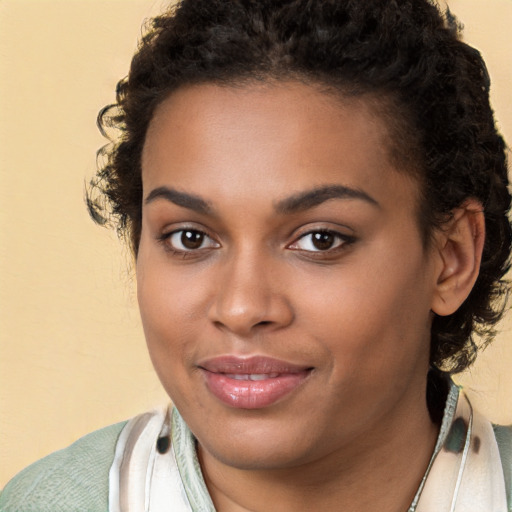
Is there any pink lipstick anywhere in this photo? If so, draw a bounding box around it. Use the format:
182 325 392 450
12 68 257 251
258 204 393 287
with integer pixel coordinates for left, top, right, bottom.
198 356 312 409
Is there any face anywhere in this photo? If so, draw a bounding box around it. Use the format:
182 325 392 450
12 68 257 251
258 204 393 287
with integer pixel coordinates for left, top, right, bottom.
137 82 441 471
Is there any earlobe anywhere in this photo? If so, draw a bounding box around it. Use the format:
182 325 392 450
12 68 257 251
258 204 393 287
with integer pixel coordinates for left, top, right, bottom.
431 199 485 316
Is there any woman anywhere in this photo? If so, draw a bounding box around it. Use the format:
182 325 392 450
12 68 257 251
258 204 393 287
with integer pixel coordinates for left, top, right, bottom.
1 0 511 510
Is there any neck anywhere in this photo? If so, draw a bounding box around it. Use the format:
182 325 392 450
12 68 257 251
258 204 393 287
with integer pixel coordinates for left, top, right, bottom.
198 385 439 512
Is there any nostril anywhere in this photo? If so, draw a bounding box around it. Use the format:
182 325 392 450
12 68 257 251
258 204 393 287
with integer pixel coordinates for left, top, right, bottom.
208 293 294 335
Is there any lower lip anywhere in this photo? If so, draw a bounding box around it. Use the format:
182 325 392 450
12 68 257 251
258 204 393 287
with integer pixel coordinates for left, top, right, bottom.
202 371 311 409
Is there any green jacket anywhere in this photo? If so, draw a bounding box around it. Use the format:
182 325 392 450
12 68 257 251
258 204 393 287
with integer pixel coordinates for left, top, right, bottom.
0 421 126 512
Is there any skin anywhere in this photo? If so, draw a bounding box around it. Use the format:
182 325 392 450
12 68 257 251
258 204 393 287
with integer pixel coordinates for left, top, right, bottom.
136 82 481 511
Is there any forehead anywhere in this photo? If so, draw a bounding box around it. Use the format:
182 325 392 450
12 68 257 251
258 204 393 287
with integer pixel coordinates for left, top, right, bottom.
141 81 420 215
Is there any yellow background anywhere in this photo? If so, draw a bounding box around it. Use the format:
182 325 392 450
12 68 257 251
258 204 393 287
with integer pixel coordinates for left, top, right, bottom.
1 0 511 488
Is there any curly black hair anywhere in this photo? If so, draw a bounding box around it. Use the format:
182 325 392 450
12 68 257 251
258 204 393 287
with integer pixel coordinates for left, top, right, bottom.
89 0 511 373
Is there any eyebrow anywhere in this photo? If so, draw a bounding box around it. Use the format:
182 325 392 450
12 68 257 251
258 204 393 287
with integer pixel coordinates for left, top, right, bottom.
145 186 212 215
275 184 379 214
144 183 378 216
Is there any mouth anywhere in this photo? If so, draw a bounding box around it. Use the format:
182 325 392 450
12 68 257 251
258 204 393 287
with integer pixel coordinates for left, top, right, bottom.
223 373 281 380
198 356 313 409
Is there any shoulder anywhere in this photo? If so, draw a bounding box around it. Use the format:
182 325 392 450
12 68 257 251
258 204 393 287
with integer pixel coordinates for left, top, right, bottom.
494 424 512 508
0 421 127 512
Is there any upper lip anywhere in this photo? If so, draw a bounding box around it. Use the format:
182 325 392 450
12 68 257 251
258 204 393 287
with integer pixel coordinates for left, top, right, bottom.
198 355 313 374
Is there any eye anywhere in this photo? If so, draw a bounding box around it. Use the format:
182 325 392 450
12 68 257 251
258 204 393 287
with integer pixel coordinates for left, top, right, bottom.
289 230 354 252
163 229 220 252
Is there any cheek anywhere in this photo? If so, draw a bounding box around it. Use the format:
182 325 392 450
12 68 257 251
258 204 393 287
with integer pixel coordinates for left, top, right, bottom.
137 276 192 404
296 259 428 330
136 245 215 379
291 242 433 368
137 240 199 328
137 250 183 362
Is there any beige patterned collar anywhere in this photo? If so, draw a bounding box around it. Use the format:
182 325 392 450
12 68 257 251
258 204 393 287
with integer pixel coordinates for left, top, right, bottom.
412 385 507 511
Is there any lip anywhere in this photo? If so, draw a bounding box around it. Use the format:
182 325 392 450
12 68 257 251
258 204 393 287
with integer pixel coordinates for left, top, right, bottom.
198 356 313 409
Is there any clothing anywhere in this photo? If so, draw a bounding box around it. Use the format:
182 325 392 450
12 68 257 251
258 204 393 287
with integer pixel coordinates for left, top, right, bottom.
0 421 126 512
1 384 511 511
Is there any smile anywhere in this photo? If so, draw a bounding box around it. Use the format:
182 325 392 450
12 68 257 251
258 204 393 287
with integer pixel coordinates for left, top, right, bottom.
198 356 313 409
224 373 280 380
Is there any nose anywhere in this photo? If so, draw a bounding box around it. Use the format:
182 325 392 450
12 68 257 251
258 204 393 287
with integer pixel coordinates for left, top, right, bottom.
207 250 294 337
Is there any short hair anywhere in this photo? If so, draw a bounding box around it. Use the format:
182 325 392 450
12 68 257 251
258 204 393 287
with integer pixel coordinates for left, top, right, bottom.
89 0 511 373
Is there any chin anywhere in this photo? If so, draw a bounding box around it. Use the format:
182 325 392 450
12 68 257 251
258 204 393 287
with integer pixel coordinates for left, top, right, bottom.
193 412 322 471
198 436 314 471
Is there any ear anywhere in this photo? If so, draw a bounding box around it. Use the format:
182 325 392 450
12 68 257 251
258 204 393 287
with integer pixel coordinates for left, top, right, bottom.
431 199 485 316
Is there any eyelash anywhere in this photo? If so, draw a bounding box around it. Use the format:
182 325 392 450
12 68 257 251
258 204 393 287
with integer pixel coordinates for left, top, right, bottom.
288 229 356 255
157 228 356 258
157 228 220 257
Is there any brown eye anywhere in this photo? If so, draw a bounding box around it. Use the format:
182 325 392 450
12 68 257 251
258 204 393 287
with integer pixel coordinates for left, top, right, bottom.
181 230 204 249
311 232 335 250
288 229 354 253
166 229 220 252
